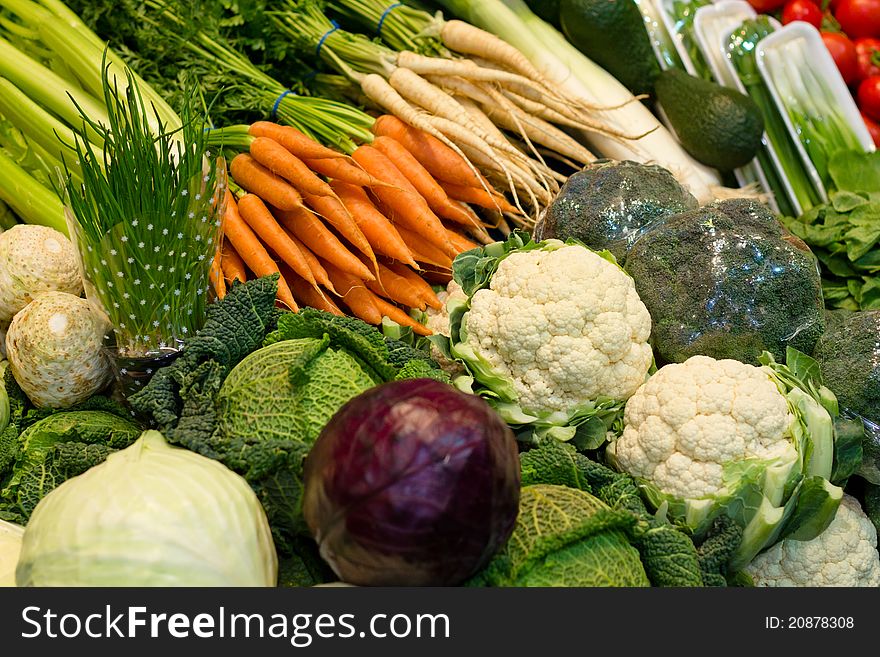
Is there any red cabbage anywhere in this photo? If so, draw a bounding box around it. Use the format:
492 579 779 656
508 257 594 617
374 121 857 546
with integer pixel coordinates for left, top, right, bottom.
303 378 520 586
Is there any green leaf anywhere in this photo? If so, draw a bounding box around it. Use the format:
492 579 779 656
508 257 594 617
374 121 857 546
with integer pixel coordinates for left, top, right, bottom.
843 203 880 261
830 414 864 485
778 476 843 542
828 149 880 194
830 190 870 212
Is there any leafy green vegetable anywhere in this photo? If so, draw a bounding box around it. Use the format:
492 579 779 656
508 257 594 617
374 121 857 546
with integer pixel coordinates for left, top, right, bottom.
469 484 651 587
0 411 142 520
781 150 880 311
518 439 712 587
130 280 448 556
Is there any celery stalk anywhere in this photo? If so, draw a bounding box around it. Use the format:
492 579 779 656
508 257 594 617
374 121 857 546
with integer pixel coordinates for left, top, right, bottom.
0 148 66 234
0 36 108 146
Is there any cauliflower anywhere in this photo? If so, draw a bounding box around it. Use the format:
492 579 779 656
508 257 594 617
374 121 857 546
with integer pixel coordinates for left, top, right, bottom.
0 225 82 323
613 355 794 500
462 244 653 415
606 351 848 572
746 495 880 587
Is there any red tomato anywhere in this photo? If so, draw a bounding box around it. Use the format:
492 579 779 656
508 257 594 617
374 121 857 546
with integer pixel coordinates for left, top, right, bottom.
863 111 880 147
747 0 787 11
782 0 823 27
859 75 880 120
856 38 880 80
823 31 861 84
835 0 880 39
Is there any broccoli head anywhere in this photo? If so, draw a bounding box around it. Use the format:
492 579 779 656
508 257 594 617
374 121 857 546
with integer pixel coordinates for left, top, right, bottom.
535 159 699 264
813 310 880 424
625 198 826 365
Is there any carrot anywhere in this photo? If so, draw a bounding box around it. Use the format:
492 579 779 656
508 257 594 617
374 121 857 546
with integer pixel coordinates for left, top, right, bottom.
366 292 433 336
237 193 317 288
249 121 346 161
303 192 377 269
331 180 417 267
304 156 390 188
210 255 226 299
373 114 489 188
384 261 443 310
438 180 519 214
222 191 297 311
230 154 303 212
281 227 334 291
352 145 457 257
220 241 247 283
371 135 480 228
322 260 383 325
362 260 429 310
393 224 454 269
276 207 375 281
445 228 480 254
249 137 338 199
284 269 344 316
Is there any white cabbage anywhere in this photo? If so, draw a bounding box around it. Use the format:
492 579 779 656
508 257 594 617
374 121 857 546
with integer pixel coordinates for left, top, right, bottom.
16 430 277 586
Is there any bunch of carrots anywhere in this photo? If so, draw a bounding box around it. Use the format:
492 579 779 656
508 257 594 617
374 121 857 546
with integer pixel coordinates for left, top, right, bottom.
209 115 518 335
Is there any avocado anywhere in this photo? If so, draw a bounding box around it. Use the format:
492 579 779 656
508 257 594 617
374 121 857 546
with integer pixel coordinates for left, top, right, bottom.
559 0 660 96
535 159 699 264
524 0 562 27
655 69 765 172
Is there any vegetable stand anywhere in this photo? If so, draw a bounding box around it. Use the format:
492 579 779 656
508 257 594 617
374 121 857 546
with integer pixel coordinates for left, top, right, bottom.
0 0 878 589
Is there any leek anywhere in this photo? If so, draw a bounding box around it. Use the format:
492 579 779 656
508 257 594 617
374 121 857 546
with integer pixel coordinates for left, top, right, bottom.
435 0 721 203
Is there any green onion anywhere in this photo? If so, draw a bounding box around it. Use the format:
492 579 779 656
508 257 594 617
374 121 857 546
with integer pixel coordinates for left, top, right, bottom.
633 0 684 71
763 39 865 189
63 62 222 357
728 18 822 213
670 0 713 80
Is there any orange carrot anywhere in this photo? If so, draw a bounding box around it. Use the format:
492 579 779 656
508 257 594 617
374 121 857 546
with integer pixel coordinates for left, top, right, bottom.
445 228 480 254
394 224 454 269
366 292 432 336
384 261 443 310
331 180 417 267
304 156 390 188
249 121 346 160
237 193 317 287
210 255 226 299
362 260 429 311
220 241 247 283
322 260 383 325
281 227 334 291
284 269 344 316
304 192 377 269
276 207 375 281
352 145 456 257
230 154 303 211
438 180 519 213
373 115 489 188
249 137 339 199
371 135 480 227
222 191 297 310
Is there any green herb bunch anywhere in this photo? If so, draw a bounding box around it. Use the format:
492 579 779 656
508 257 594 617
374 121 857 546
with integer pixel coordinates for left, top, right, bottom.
64 61 226 358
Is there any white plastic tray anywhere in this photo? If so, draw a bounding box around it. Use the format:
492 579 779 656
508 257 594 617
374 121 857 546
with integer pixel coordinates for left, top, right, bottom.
756 22 877 184
693 2 799 213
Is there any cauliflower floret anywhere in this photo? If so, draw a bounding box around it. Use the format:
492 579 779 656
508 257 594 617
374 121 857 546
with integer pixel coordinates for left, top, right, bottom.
746 495 880 587
461 245 653 415
610 355 795 500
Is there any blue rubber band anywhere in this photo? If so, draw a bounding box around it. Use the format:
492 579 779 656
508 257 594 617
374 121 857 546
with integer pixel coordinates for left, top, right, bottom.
377 3 402 38
271 90 296 120
315 20 340 59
